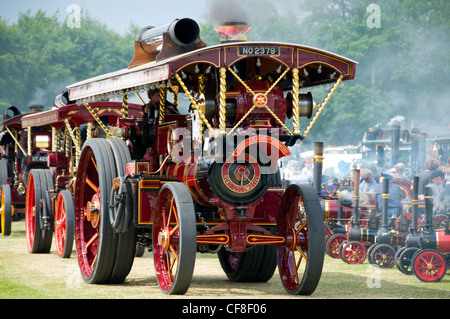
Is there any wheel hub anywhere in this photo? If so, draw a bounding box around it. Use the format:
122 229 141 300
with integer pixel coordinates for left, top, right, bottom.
158 227 171 251
285 228 297 251
85 194 100 227
426 263 434 270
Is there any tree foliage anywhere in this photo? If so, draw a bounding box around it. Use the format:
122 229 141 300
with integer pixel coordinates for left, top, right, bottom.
0 10 137 112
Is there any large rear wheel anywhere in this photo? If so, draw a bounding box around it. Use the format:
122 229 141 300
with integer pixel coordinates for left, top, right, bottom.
153 183 196 295
106 139 136 283
277 184 325 295
74 138 118 283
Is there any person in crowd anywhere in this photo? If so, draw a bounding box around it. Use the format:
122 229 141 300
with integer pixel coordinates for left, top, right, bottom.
418 157 440 200
430 169 450 215
321 176 339 197
444 156 450 181
360 169 377 192
301 157 313 179
390 163 408 180
374 173 402 217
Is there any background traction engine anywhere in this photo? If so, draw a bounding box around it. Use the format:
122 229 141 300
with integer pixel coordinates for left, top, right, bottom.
396 181 450 282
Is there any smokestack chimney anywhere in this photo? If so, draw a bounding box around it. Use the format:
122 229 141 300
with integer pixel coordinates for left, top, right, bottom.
29 105 44 113
391 123 400 166
312 142 324 195
214 22 252 43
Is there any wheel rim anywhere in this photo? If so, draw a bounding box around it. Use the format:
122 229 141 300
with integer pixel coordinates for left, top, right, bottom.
74 140 117 283
153 183 196 295
371 244 396 268
55 190 74 258
1 185 12 236
326 234 346 258
277 184 324 295
413 250 447 282
342 241 366 264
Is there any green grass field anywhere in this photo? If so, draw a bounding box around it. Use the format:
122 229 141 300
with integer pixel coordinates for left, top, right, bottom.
0 220 449 299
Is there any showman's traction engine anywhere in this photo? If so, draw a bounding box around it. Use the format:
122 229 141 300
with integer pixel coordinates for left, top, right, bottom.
0 18 357 295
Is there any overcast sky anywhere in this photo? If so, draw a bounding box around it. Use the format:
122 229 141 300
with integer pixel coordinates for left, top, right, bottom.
0 0 212 34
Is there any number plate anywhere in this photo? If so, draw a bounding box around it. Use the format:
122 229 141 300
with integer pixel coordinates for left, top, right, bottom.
238 46 279 56
31 156 48 162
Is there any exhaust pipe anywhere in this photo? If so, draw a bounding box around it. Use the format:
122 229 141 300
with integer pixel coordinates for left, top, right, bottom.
377 177 391 244
139 18 200 48
312 142 324 195
129 18 205 68
391 123 400 165
411 176 419 234
424 185 434 233
352 169 360 228
406 176 420 247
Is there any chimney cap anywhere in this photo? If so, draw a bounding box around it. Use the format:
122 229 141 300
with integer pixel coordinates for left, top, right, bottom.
29 105 45 112
214 22 252 43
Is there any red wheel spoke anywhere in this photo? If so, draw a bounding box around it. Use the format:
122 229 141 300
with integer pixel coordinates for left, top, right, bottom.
295 220 307 235
86 232 99 249
90 157 98 172
289 252 300 283
166 197 174 227
170 245 179 261
296 245 307 260
170 224 179 236
85 177 99 193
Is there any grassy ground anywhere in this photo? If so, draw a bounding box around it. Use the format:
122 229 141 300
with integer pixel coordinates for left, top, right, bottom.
0 220 449 299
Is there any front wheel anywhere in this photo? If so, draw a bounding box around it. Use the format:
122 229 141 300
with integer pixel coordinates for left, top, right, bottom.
412 249 447 282
153 183 196 295
54 190 75 258
277 184 325 295
325 233 346 259
370 244 396 268
341 241 366 264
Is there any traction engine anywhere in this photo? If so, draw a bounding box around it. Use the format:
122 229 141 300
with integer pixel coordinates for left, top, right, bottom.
0 100 142 257
3 18 358 295
396 180 450 282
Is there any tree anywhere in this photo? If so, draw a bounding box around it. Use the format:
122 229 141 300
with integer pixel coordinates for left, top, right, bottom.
0 10 137 114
